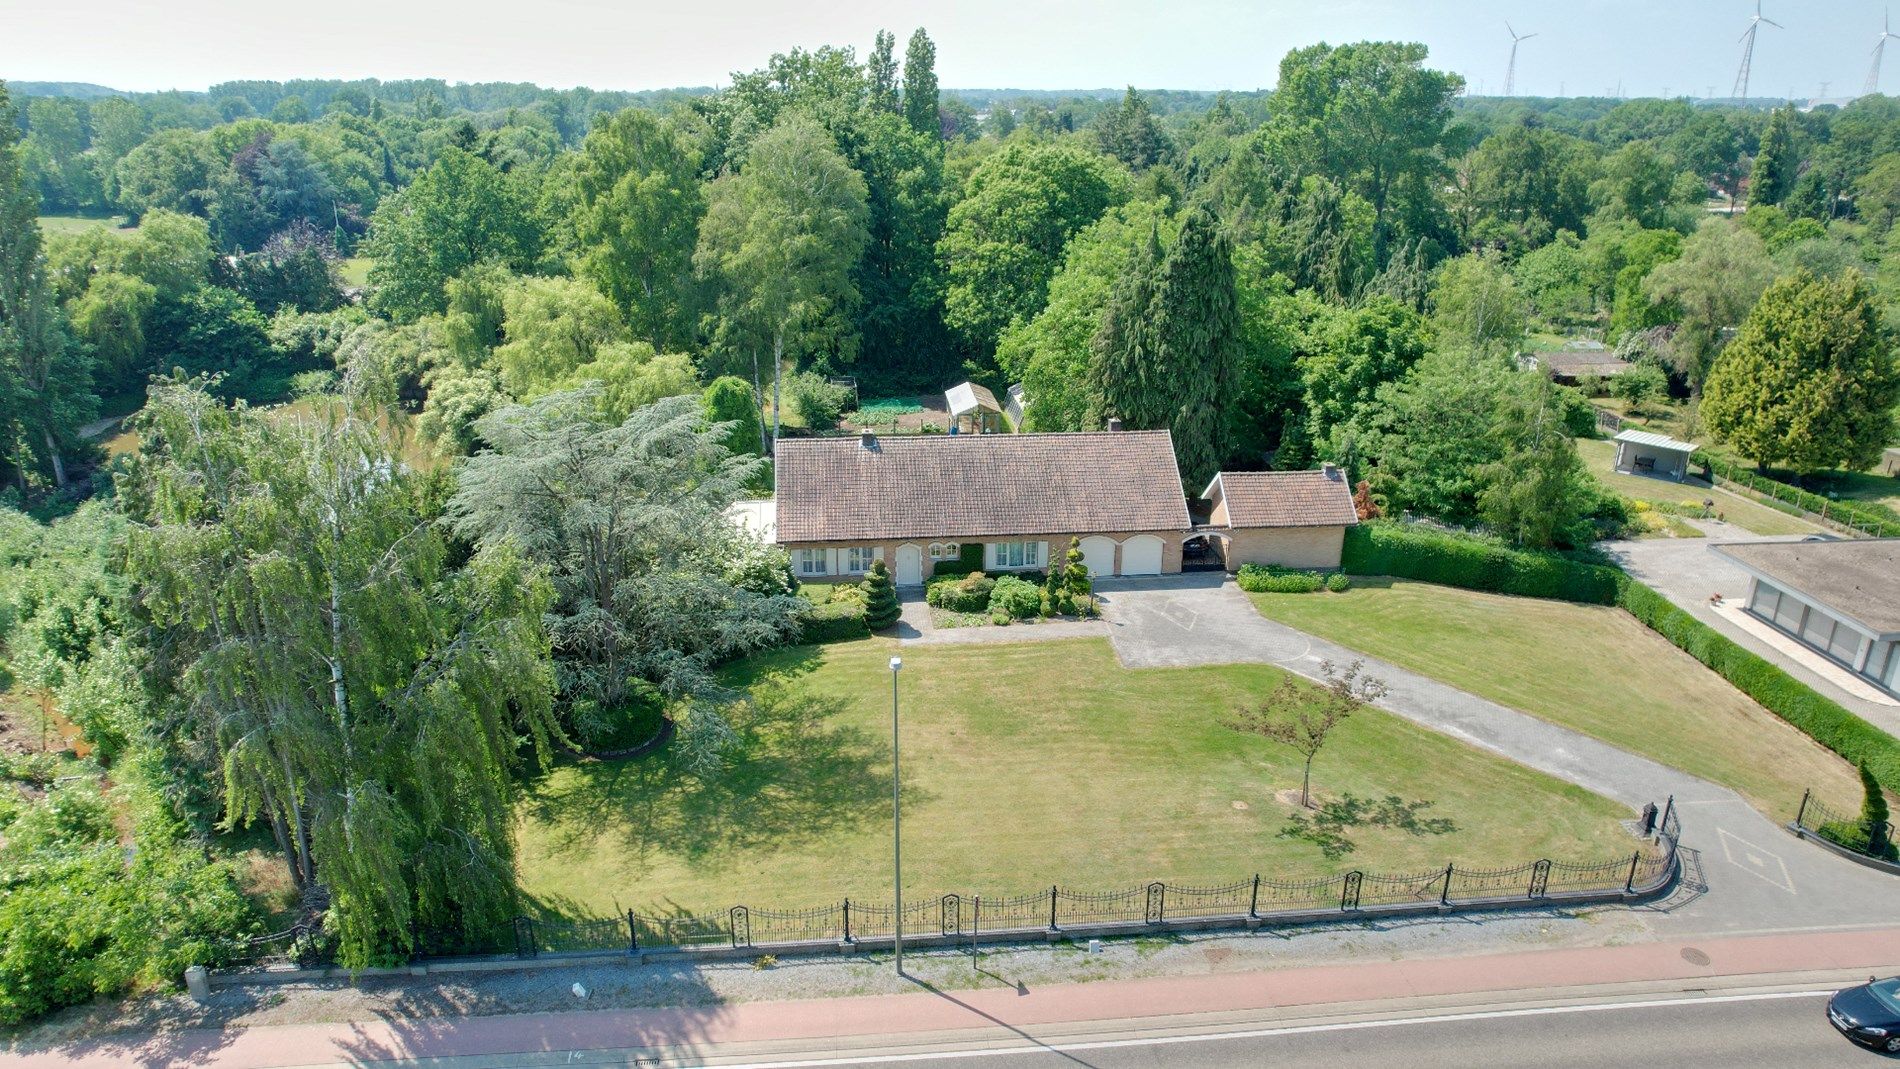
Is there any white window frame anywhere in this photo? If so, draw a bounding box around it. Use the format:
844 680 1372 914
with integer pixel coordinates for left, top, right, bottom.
990 541 1041 569
931 541 961 561
795 549 829 577
844 546 877 575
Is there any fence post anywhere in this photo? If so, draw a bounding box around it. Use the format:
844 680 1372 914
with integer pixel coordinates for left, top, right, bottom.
842 898 851 943
1440 863 1454 907
1795 788 1811 829
1249 874 1260 919
626 909 638 953
1625 850 1641 893
1049 885 1059 932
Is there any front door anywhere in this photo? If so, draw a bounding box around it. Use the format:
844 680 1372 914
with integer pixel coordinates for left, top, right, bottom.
896 544 924 587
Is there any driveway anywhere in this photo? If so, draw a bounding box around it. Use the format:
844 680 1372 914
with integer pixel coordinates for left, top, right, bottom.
1096 574 1900 937
1603 535 1900 735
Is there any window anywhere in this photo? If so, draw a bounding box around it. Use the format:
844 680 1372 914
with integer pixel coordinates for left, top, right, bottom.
1772 591 1806 633
844 546 877 574
1801 610 1836 650
991 541 1040 569
795 549 828 577
1748 582 1779 619
1828 623 1864 668
930 542 960 561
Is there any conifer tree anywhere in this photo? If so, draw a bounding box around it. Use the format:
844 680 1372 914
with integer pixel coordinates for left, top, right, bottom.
1089 224 1165 429
1150 205 1243 487
861 558 901 630
1062 537 1094 616
1751 106 1799 207
1861 762 1893 859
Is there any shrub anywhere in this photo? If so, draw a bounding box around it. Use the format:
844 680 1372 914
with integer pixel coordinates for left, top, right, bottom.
1325 572 1351 593
860 559 901 630
927 571 994 612
1340 521 1623 604
1236 564 1325 593
1694 452 1900 537
990 575 1044 618
796 599 869 643
930 543 988 579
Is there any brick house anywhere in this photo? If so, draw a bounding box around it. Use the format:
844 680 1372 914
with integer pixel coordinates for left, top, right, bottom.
1197 467 1359 571
773 429 1192 585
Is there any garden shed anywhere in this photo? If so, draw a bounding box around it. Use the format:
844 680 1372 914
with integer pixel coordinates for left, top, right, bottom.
945 381 1004 434
1612 429 1695 482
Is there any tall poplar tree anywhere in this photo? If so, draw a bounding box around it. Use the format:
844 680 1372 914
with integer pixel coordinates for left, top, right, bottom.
868 30 901 115
903 29 940 139
1751 106 1799 207
1088 225 1166 430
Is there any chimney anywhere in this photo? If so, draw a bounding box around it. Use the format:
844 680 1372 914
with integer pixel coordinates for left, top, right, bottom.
1322 462 1340 480
1107 417 1125 432
859 428 877 449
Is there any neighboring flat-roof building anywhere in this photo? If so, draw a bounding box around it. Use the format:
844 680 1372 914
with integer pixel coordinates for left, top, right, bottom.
1613 429 1696 482
1715 539 1900 696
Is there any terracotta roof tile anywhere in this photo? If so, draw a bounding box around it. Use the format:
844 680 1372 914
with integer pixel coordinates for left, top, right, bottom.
1211 469 1358 528
775 430 1189 542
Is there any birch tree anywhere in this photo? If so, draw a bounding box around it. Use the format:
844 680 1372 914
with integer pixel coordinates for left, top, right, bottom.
119 378 557 967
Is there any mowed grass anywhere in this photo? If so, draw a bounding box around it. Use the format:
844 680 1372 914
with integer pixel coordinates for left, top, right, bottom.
1248 579 1862 816
337 256 373 288
514 638 1633 918
38 213 135 236
1578 438 1819 537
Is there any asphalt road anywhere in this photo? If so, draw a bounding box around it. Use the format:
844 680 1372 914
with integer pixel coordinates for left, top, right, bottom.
463 987 1887 1069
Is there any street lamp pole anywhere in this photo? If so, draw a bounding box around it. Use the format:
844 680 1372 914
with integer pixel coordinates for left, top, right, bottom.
890 655 904 974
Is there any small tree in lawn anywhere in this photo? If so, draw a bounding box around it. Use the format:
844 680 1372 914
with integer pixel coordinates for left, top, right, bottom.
1062 536 1095 616
861 558 901 630
1228 660 1388 809
1860 761 1893 859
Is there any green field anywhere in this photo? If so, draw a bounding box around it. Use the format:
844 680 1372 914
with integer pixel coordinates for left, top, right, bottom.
1248 579 1861 816
337 256 373 288
38 213 136 236
1578 438 1819 537
514 638 1633 918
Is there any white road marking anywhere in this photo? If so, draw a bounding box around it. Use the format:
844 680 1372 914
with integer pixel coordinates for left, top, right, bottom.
670 990 1837 1068
1718 828 1797 894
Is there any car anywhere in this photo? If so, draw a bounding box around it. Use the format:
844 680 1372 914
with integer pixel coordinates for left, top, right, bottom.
1828 976 1900 1052
1801 534 1842 542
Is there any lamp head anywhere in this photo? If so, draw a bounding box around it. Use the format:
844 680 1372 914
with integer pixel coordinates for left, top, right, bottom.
890 656 903 672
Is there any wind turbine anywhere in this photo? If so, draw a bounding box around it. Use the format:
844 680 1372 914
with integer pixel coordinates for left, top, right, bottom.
1504 22 1538 97
1733 1 1782 100
1867 8 1898 96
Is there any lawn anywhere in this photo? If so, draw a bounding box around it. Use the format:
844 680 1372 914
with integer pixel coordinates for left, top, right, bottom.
1247 579 1862 817
514 638 1634 919
38 213 136 237
1578 438 1819 537
337 256 373 288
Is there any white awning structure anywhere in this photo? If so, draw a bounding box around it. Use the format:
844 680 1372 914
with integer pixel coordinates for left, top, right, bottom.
1612 429 1696 454
945 381 1001 418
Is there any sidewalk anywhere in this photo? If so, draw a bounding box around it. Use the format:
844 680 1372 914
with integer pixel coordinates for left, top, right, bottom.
10 928 1899 1068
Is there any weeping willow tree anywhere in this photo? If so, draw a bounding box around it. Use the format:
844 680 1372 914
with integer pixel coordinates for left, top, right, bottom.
117 377 557 967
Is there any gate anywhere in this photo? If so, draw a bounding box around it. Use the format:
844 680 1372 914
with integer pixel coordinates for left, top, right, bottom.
940 894 961 937
1144 882 1166 924
729 906 750 949
1529 859 1551 898
1340 871 1363 910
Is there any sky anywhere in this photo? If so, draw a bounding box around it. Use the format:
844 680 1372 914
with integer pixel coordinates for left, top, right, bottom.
3 0 1895 100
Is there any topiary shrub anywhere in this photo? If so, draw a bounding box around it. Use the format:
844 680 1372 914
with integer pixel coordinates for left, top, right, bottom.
860 559 901 630
1324 572 1351 593
927 571 994 612
797 599 869 643
990 575 1044 618
930 542 988 579
1236 564 1324 593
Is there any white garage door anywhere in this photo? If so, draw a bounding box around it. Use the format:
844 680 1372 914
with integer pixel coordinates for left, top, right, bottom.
1119 535 1163 576
1079 536 1117 578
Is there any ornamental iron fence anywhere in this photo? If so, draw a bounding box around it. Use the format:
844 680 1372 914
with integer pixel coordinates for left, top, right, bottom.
1793 789 1895 861
244 800 1683 967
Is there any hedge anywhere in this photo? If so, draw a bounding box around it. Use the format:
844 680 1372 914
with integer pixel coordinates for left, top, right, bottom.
1236 564 1325 593
1616 580 1900 788
989 575 1044 618
929 542 988 579
796 599 870 644
1340 522 1622 605
1695 452 1900 537
926 572 994 612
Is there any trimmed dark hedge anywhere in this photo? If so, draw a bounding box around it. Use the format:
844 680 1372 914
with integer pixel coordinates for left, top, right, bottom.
1340 520 1900 788
1340 522 1622 604
1236 564 1325 593
796 599 870 644
930 542 988 578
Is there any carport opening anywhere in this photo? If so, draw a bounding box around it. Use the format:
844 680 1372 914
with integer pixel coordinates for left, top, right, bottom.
1182 533 1228 573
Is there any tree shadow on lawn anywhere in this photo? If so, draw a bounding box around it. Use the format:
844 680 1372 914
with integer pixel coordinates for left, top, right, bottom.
521 680 905 883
